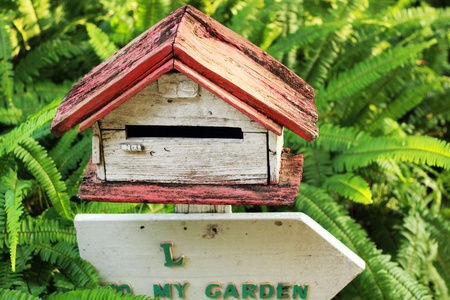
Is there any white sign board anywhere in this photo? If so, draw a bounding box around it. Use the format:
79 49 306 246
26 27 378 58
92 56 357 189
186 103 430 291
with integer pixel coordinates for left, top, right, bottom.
75 213 364 299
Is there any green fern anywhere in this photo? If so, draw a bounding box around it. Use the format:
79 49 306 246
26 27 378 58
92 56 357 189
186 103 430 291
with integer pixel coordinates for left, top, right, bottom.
333 135 450 172
0 99 58 156
86 23 119 61
56 133 91 177
0 107 22 125
32 241 99 288
13 137 73 220
3 168 30 271
323 173 373 204
0 14 15 110
317 40 437 105
46 287 155 299
18 215 76 246
0 289 40 299
296 184 432 299
135 0 169 33
299 147 333 186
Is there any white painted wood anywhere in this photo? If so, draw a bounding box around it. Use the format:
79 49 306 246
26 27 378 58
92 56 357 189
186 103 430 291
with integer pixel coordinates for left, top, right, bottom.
101 130 268 184
175 204 232 214
92 134 101 164
98 74 266 133
91 122 105 180
75 213 365 300
158 72 199 98
268 130 284 184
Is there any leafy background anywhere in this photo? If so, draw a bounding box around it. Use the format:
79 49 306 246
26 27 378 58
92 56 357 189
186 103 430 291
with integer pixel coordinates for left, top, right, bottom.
0 0 449 299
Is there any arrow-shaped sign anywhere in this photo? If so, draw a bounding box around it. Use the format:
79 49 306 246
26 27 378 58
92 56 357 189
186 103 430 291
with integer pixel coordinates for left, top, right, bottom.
75 213 364 299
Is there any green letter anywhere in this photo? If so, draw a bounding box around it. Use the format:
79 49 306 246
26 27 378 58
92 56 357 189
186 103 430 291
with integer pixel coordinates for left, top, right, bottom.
242 283 257 298
277 283 290 299
117 283 132 295
160 242 185 267
174 281 189 298
260 283 274 299
206 282 221 298
223 283 239 298
293 284 308 299
154 283 171 298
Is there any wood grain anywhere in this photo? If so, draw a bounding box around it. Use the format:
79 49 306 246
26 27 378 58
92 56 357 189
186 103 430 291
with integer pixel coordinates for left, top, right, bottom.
91 122 105 180
268 131 284 184
101 130 268 184
78 152 303 206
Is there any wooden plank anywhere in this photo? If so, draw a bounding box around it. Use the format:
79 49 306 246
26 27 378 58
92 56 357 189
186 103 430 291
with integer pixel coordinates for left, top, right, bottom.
268 130 284 184
185 6 315 102
79 58 175 133
91 122 105 180
174 60 282 135
98 72 267 133
101 130 268 184
175 204 231 213
78 152 302 206
50 7 187 137
174 10 318 141
75 213 365 299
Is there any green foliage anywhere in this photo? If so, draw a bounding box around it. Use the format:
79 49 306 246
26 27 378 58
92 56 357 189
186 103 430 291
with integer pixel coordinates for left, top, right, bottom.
0 0 448 298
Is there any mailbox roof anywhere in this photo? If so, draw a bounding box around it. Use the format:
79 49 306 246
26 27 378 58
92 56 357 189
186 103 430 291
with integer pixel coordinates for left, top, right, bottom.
50 5 318 141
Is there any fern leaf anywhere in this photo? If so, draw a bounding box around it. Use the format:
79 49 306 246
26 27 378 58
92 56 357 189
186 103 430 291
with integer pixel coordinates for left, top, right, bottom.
368 78 441 134
76 201 140 214
65 151 90 198
267 21 346 57
0 14 15 109
49 127 78 166
296 184 432 299
323 173 373 204
13 137 74 220
18 215 77 246
0 107 22 125
136 0 169 33
0 287 40 299
57 132 91 177
318 40 437 103
0 98 58 157
397 213 433 278
300 147 333 186
46 287 154 299
32 242 99 288
86 23 118 61
333 135 450 172
229 0 261 36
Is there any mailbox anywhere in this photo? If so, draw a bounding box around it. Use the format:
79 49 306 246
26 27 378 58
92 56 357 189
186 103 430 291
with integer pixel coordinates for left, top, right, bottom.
50 5 318 206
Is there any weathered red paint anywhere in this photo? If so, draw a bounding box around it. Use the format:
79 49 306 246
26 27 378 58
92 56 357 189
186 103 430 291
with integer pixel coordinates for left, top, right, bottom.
51 5 318 141
78 153 303 206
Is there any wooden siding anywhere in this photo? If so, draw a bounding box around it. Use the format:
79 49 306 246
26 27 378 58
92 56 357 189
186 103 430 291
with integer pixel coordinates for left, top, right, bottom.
78 152 303 206
101 130 268 184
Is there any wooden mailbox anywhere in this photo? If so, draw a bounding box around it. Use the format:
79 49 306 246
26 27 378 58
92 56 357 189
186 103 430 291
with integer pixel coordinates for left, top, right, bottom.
50 5 318 206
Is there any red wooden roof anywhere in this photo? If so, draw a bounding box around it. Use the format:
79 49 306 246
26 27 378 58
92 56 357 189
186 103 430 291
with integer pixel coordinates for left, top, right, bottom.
51 5 318 141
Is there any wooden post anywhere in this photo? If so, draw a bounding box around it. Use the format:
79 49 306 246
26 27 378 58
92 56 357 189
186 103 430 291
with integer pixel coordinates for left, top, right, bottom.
175 204 231 214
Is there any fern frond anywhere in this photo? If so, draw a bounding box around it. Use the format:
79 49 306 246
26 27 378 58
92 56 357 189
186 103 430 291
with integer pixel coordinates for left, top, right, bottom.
57 132 91 177
0 288 39 299
333 135 450 172
13 137 73 220
86 23 118 61
65 151 89 198
296 184 432 299
46 287 154 299
397 213 433 278
267 21 346 58
0 98 58 157
14 40 83 85
0 107 22 125
76 201 140 214
228 0 260 36
368 77 441 134
18 215 77 245
318 40 437 103
0 14 15 109
3 169 30 272
135 0 169 33
300 147 333 186
323 173 373 204
33 242 99 288
49 127 78 165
